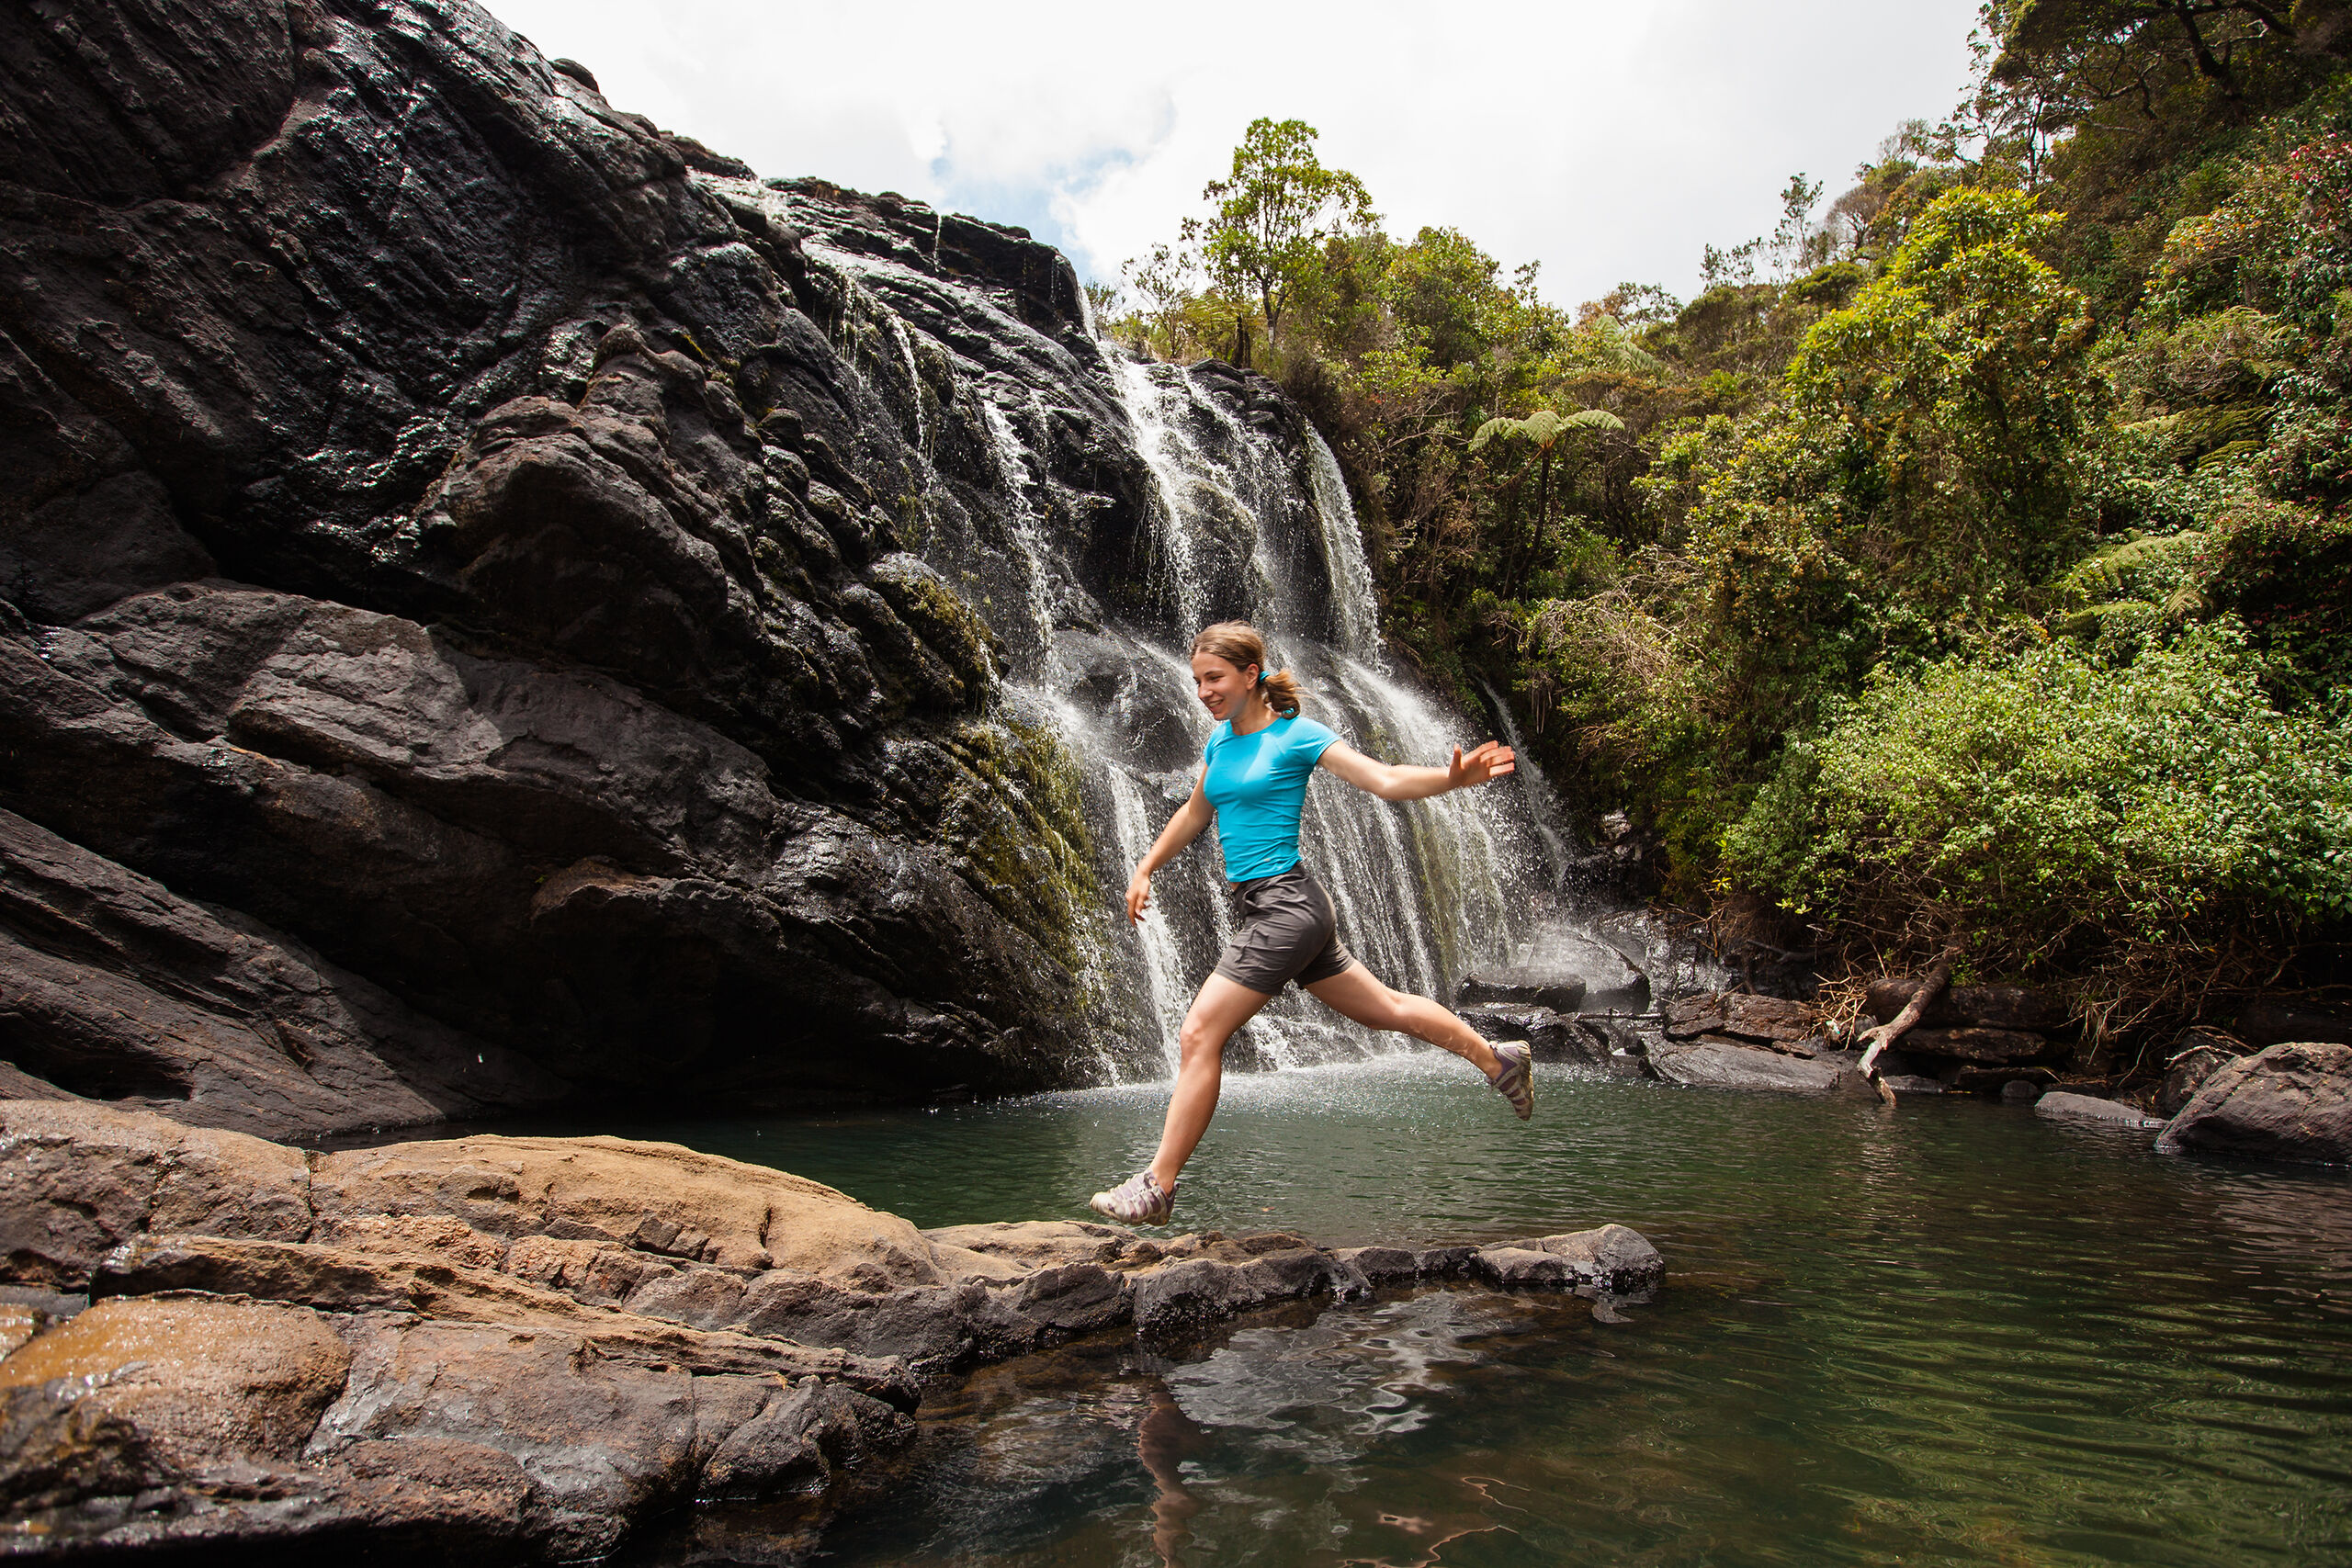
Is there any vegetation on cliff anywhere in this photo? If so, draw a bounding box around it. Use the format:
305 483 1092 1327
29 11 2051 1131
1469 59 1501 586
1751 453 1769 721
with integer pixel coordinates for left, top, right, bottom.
1102 4 2352 1043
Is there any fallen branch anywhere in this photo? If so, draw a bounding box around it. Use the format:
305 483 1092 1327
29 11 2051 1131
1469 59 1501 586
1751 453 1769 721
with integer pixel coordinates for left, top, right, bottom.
1856 945 1962 1106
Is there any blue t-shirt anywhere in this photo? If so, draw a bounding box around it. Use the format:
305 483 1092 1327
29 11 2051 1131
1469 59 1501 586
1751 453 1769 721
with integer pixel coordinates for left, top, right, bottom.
1202 714 1342 883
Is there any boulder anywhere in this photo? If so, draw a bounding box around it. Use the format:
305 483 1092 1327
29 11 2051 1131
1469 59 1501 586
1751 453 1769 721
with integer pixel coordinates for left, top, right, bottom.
2156 1043 2352 1165
1646 1040 1854 1095
1661 991 1820 1046
1458 1002 1572 1060
2036 1092 2166 1130
2156 1034 2241 1117
2229 1004 2352 1049
1456 922 1648 1016
1457 973 1587 1015
1865 980 2062 1033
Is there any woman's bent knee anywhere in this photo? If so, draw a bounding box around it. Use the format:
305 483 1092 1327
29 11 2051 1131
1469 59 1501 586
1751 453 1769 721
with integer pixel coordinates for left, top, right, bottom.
1177 1021 1227 1063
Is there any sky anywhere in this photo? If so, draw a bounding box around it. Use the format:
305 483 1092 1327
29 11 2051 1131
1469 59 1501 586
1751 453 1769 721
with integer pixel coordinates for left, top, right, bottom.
480 0 1988 313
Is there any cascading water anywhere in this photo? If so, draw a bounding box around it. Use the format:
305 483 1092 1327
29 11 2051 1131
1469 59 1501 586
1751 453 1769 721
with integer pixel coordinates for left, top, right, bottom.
749 178 1563 1079
1083 362 1552 1070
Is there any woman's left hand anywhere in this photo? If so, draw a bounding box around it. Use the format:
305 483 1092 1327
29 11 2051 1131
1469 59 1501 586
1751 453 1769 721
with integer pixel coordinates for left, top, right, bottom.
1447 740 1517 790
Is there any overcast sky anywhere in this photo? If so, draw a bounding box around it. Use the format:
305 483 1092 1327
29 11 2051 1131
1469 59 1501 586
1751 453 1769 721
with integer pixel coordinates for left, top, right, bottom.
481 0 1987 312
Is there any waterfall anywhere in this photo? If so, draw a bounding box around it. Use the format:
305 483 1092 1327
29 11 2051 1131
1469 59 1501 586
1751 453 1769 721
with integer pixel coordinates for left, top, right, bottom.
1091 358 1554 1070
1476 676 1572 885
753 181 1560 1079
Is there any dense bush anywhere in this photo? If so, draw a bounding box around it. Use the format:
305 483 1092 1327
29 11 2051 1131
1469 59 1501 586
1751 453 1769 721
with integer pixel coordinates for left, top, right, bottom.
1724 625 2352 1023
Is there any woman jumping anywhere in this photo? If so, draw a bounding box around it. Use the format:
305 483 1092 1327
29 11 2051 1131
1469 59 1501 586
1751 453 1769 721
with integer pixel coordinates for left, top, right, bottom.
1090 621 1532 1227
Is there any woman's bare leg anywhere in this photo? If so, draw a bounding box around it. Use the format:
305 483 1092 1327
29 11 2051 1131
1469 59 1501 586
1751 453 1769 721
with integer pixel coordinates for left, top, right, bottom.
1304 962 1505 1078
1148 975 1273 1190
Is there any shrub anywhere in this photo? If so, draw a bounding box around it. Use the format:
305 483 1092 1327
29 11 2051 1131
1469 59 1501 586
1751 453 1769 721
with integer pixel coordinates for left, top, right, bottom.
1724 624 2352 1031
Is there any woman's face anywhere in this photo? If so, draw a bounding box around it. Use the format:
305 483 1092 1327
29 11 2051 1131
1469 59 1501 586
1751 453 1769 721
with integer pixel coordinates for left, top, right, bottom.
1191 652 1258 723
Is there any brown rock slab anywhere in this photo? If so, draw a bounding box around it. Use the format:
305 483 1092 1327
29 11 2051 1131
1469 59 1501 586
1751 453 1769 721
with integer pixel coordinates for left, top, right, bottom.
1903 1027 2054 1064
1663 991 1819 1045
0 1100 1666 1559
0 1298 351 1466
1865 980 2061 1033
1648 1040 1854 1095
0 1100 311 1286
312 1133 940 1282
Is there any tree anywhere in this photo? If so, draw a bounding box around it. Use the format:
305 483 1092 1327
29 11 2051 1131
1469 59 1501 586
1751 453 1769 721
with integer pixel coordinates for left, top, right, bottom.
1468 408 1626 592
1992 0 2322 117
1185 118 1375 349
1693 186 2101 736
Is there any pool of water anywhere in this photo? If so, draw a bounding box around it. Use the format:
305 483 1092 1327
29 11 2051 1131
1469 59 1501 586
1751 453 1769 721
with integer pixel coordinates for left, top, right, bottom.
595 1055 2352 1566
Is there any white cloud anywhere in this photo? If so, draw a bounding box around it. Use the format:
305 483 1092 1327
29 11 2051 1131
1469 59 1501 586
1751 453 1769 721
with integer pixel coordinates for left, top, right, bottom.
481 0 1984 310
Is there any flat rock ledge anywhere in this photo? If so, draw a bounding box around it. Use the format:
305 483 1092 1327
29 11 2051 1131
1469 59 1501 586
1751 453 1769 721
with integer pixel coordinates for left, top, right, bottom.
0 1100 1661 1562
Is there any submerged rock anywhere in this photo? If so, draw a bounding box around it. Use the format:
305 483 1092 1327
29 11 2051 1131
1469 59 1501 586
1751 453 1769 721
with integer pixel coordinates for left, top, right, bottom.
2157 1043 2352 1166
0 1100 1664 1557
2035 1092 2166 1130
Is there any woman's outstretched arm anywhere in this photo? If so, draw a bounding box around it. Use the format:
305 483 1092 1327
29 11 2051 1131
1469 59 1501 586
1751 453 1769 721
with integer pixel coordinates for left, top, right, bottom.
1317 739 1516 803
1126 773 1213 924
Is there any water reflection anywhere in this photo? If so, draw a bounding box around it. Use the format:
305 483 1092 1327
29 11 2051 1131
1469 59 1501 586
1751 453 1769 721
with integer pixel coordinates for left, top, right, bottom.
1138 1383 1203 1564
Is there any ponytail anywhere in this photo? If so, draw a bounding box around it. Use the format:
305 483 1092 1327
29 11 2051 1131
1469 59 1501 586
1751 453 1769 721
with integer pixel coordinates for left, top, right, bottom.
1260 666 1303 718
1193 620 1306 717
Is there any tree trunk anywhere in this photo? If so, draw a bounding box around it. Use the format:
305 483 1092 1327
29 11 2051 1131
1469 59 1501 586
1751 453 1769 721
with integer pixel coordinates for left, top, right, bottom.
1522 447 1554 595
2169 2 2241 96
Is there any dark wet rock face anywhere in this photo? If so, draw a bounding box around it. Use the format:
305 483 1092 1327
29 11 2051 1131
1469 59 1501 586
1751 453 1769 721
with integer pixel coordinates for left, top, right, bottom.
2157 1043 2352 1165
0 0 1163 1128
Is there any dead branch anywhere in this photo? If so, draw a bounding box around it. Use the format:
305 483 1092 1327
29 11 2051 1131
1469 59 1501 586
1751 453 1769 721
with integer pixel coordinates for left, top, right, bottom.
1857 944 1962 1105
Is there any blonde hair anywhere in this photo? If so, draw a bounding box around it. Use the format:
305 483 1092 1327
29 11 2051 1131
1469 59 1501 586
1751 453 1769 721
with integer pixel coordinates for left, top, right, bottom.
1192 620 1303 718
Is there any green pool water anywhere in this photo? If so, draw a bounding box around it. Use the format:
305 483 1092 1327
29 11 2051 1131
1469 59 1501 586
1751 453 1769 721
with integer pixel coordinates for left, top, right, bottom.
602 1055 2352 1566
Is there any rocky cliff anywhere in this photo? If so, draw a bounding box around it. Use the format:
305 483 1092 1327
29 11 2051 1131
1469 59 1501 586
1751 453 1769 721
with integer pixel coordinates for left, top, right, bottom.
0 0 1182 1134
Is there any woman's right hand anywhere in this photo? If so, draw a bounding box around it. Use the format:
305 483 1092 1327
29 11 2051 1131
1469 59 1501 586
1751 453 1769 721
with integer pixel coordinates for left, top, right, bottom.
1125 865 1153 926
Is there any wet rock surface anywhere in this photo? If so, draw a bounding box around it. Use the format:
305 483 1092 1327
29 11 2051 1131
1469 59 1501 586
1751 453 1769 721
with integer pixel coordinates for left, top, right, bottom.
2156 1043 2352 1165
1648 1040 1865 1096
1457 921 1649 1017
0 1100 1664 1558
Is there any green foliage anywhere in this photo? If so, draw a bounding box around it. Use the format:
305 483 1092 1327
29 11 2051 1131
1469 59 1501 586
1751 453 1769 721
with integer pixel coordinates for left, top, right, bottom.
2199 500 2352 698
1466 408 1624 455
1724 624 2352 1013
1690 187 2101 738
1185 118 1375 345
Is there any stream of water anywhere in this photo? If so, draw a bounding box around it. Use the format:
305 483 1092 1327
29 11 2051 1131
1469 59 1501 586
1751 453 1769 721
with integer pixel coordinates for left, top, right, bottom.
601 1057 2352 1567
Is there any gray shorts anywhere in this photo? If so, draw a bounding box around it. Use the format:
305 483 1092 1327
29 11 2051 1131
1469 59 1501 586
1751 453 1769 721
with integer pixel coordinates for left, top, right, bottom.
1214 864 1357 994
